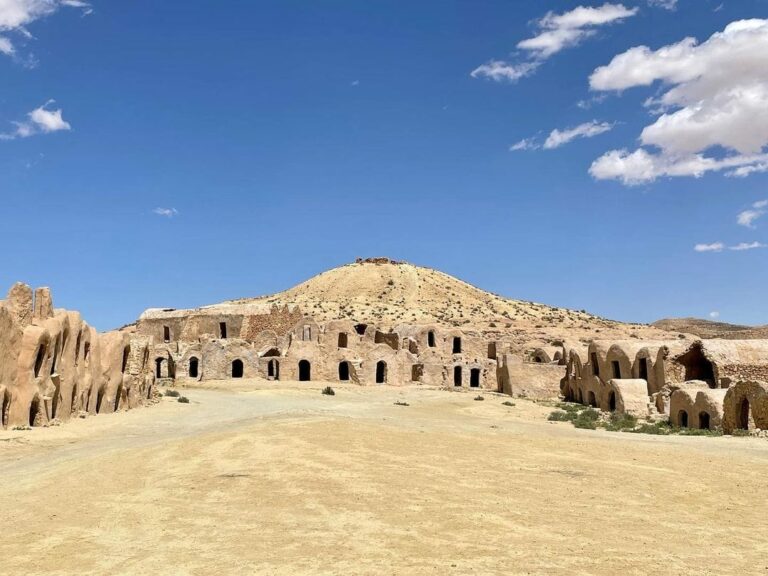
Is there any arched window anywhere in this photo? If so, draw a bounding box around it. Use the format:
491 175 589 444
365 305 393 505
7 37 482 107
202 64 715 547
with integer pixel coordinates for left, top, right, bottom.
232 359 244 378
452 337 462 354
428 331 436 347
189 357 199 378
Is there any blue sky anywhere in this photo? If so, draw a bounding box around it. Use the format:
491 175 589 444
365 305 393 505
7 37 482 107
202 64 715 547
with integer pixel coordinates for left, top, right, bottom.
1 0 767 330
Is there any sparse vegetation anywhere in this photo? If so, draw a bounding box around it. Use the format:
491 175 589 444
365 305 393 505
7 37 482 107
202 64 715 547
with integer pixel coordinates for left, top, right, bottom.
501 400 515 407
322 386 335 396
394 400 409 406
177 396 190 404
474 395 484 401
164 389 180 398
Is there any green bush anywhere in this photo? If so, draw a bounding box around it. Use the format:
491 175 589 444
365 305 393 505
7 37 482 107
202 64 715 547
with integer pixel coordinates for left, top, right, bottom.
474 395 484 401
629 422 672 435
394 400 409 406
321 386 335 396
501 401 515 407
177 396 190 404
548 410 571 422
164 389 180 398
605 412 637 432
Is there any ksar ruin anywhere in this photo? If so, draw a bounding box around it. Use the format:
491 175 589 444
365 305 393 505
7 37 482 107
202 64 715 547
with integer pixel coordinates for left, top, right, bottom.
3 258 767 435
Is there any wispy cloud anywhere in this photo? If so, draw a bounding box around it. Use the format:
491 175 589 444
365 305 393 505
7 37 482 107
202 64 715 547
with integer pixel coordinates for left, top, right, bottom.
647 0 678 10
153 207 179 218
510 120 613 152
472 3 637 83
543 121 613 149
694 242 725 253
695 241 766 252
730 241 766 251
709 311 720 318
737 199 768 228
0 0 91 60
471 60 539 83
0 100 71 140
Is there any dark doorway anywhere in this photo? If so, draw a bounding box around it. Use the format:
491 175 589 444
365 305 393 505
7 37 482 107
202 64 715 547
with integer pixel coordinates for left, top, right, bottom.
488 342 496 359
376 361 387 384
114 384 123 412
428 331 436 347
411 364 424 382
470 368 481 388
268 359 279 380
679 410 689 428
609 391 616 412
232 359 244 378
612 361 621 379
677 343 715 386
699 412 711 430
338 333 348 348
355 324 368 336
189 357 199 378
454 366 462 386
163 326 170 343
155 358 164 379
591 353 600 377
639 358 649 381
452 337 462 354
339 362 350 381
738 398 751 430
219 322 228 339
29 396 41 427
299 360 311 382
587 391 597 407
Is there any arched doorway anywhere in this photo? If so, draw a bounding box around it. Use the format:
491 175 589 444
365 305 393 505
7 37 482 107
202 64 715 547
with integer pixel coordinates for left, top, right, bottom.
453 366 462 387
29 395 41 427
738 398 751 430
428 331 436 347
189 357 199 378
678 410 689 428
299 360 311 382
376 361 387 384
699 411 711 430
587 391 597 407
339 361 350 381
268 359 279 380
609 391 617 412
155 358 164 379
452 337 462 354
470 368 481 388
231 359 244 379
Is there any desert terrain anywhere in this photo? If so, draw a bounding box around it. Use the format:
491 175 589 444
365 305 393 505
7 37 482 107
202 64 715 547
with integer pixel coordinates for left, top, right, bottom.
1 380 767 576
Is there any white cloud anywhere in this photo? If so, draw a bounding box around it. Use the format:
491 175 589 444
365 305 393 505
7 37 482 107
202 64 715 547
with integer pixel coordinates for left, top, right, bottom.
647 0 678 9
730 241 766 251
694 241 766 253
590 20 768 184
737 200 768 228
0 0 91 59
510 137 539 151
543 120 613 149
694 242 725 252
519 3 638 59
0 100 71 140
709 311 720 318
471 60 539 83
472 3 636 83
153 207 179 218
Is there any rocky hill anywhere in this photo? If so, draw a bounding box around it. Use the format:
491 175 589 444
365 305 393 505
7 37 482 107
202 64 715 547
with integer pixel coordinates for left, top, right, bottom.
652 317 767 340
219 258 677 349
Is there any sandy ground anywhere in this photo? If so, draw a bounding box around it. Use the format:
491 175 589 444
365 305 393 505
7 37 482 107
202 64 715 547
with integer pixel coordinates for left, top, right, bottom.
1 381 767 576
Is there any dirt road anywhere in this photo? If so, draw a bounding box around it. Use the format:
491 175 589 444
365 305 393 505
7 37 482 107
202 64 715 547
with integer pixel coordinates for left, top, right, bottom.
1 382 767 575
